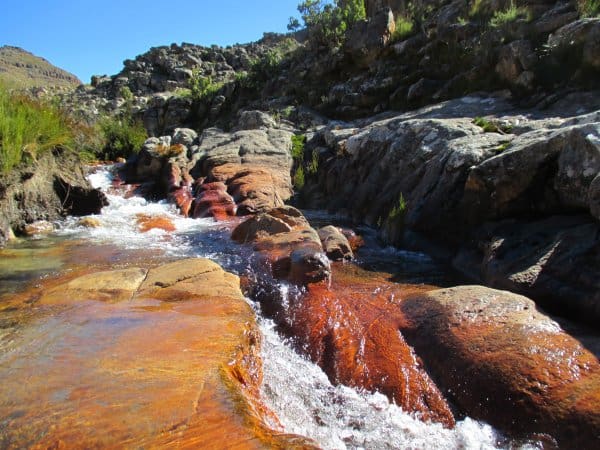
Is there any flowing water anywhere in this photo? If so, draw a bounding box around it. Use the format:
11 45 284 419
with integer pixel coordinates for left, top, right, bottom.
0 165 542 449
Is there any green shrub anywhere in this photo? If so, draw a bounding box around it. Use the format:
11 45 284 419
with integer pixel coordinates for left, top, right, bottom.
99 115 147 161
0 83 75 173
489 2 531 27
392 15 414 42
293 165 305 190
293 0 366 47
291 133 307 161
189 71 223 101
578 0 600 17
473 117 513 133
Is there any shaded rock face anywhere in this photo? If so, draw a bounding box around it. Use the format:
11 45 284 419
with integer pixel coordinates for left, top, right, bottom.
400 286 600 448
1 258 318 449
0 150 107 247
453 215 600 324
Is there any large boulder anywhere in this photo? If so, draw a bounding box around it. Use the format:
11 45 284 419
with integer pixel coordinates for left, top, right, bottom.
267 262 456 427
400 285 600 447
232 207 330 285
462 121 600 224
208 163 293 215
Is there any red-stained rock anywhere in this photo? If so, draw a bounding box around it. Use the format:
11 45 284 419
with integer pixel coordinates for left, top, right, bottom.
232 208 330 285
192 181 237 220
340 228 365 253
136 214 176 233
284 263 455 426
400 285 600 447
318 225 354 261
165 163 194 217
209 163 292 215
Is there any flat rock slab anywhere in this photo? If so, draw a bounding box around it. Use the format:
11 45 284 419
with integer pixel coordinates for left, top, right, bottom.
0 258 315 449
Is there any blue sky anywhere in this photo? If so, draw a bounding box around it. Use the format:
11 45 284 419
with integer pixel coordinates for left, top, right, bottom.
0 0 302 83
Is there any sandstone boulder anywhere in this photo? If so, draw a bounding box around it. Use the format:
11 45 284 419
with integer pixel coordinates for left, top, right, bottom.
232 208 330 285
3 259 317 448
192 181 237 220
318 225 354 260
400 285 600 447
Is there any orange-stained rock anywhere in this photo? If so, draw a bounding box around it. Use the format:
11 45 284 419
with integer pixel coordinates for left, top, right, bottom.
279 262 455 427
136 213 176 232
166 162 194 217
77 216 102 228
400 285 600 447
233 208 330 285
209 163 292 215
192 181 237 220
23 220 54 236
37 267 148 305
0 258 318 449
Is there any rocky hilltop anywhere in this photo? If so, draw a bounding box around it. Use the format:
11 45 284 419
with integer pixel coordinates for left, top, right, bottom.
0 45 81 89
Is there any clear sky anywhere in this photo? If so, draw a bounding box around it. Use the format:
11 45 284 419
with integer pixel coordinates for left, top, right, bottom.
0 0 302 84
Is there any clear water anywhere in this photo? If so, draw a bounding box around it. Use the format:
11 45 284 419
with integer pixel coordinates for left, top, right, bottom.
7 165 543 449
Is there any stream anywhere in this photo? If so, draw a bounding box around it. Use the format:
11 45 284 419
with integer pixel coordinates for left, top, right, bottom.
0 165 543 449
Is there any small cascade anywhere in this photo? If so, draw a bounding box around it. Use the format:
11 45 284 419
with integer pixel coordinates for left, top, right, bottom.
1 164 547 449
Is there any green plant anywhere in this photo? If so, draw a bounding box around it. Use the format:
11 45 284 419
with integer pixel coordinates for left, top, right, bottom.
292 0 366 47
489 1 531 27
189 71 223 101
392 15 414 42
291 133 307 161
307 149 319 175
0 82 75 173
578 0 600 17
493 141 511 154
473 117 513 133
99 114 147 161
293 166 305 190
388 193 407 221
457 16 468 25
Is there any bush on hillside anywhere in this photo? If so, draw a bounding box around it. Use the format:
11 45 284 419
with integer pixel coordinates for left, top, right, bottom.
291 0 366 47
99 115 147 161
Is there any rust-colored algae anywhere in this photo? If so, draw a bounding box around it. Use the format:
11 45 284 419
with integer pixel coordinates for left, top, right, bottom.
0 258 316 449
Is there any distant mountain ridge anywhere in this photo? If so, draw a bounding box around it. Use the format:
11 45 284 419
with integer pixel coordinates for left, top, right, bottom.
0 45 81 88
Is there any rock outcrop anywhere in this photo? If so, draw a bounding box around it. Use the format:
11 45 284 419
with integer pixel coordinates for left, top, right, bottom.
297 92 600 324
0 149 107 247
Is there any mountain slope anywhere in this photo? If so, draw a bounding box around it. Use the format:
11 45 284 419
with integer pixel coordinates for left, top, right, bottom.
0 46 81 88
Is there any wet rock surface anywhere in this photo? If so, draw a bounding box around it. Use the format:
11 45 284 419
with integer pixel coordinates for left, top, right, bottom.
400 285 600 447
0 258 317 449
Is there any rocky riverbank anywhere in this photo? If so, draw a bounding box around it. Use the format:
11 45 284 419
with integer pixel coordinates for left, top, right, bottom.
0 149 107 247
